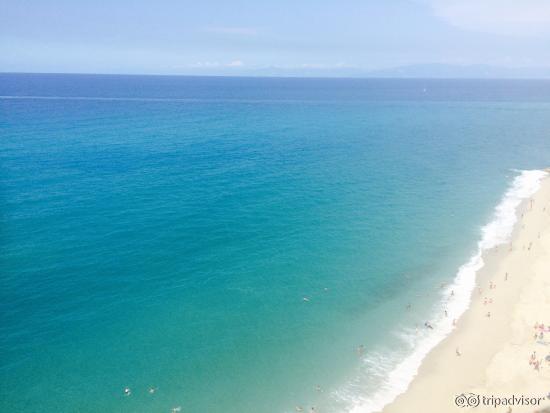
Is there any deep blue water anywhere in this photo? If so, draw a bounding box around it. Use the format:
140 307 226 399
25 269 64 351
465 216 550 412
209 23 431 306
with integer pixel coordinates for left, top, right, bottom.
1 74 550 413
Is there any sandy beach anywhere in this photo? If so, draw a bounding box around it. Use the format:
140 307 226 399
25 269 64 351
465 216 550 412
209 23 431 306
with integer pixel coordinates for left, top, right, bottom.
382 172 550 413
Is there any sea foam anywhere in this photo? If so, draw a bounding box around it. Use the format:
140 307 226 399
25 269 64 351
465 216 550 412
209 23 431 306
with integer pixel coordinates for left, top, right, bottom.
337 169 548 413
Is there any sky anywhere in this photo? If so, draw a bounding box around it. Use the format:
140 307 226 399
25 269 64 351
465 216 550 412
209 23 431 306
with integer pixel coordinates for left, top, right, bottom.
1 0 550 76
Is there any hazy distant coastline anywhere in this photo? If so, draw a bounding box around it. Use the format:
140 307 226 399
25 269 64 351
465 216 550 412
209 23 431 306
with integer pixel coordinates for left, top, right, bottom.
160 63 550 79
4 64 550 79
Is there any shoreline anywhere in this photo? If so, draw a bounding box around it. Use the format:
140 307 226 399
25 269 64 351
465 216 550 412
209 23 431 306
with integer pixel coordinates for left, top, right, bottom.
378 170 550 413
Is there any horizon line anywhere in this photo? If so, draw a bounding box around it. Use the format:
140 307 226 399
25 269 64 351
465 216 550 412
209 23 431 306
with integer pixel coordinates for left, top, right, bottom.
3 71 550 81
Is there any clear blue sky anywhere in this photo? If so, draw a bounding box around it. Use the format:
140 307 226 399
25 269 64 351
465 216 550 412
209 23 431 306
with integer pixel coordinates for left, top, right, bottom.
1 0 550 75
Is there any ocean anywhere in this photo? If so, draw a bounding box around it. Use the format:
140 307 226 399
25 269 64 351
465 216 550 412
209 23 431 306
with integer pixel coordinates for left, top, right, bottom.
1 74 550 413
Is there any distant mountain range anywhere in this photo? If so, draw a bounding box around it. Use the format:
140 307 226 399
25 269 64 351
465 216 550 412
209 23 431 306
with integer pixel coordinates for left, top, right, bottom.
182 64 550 79
8 64 550 79
365 64 550 79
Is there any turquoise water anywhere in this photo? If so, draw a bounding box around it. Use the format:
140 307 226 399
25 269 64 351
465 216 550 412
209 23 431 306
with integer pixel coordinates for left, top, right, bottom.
1 74 550 413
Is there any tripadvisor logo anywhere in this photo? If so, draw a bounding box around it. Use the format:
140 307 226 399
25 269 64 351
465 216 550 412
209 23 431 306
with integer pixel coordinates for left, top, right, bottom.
454 393 546 408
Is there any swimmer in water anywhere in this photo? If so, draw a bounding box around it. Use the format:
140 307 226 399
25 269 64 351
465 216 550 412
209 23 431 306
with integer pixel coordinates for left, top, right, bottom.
124 387 131 396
